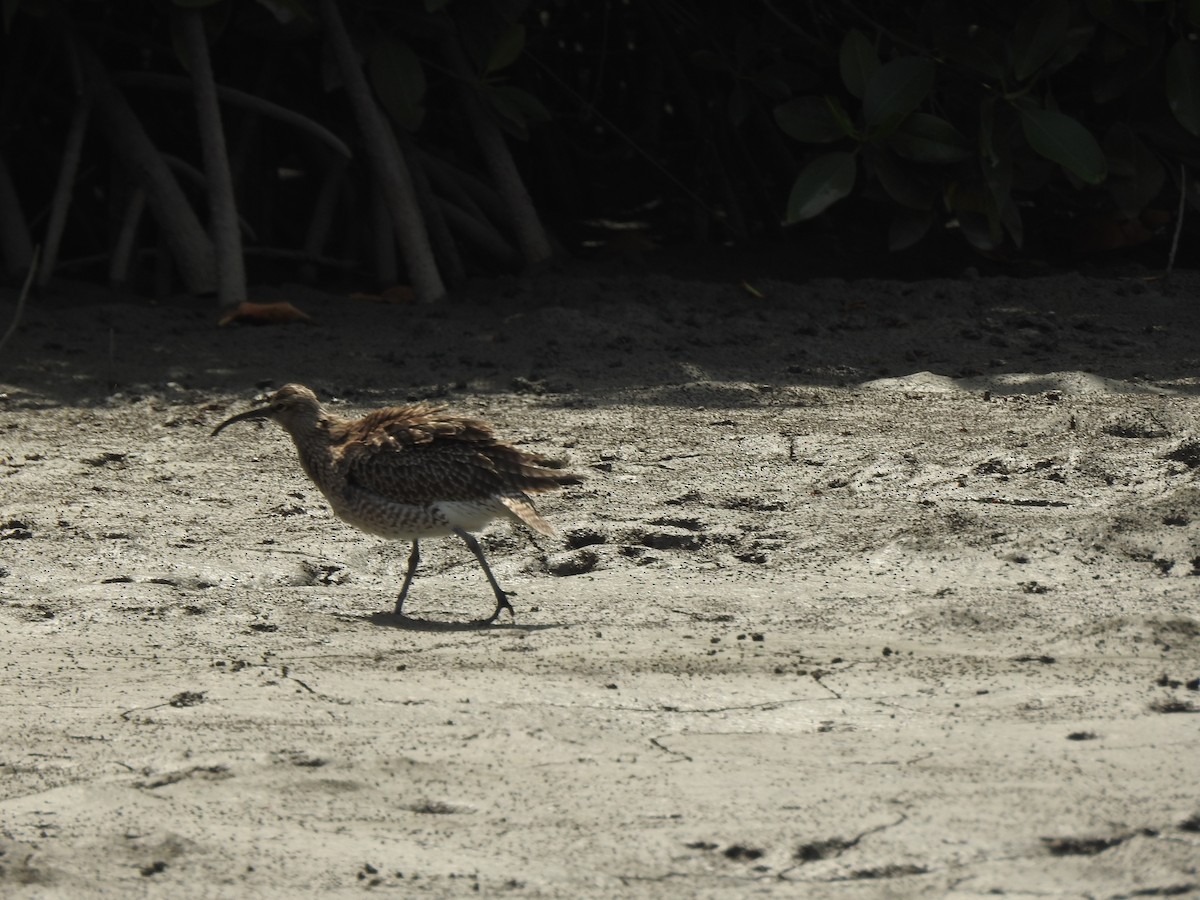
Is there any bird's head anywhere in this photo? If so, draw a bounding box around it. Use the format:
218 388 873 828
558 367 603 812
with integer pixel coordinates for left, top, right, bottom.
211 383 325 437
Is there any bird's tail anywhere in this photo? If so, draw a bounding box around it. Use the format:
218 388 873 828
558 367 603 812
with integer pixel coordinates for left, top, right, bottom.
522 470 585 493
500 494 557 536
515 454 585 493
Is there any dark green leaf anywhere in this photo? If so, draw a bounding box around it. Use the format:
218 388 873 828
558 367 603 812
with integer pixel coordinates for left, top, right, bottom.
1014 0 1070 82
983 100 1020 173
1167 38 1200 137
254 0 314 23
459 18 495 75
889 209 936 251
169 3 231 71
786 152 856 221
936 27 1007 81
369 36 426 132
866 145 936 210
979 97 997 167
772 60 821 92
1018 107 1107 184
839 29 879 100
1102 123 1141 178
486 84 550 141
750 74 793 101
1093 40 1163 104
956 210 1003 252
1086 0 1147 44
728 84 751 128
999 197 1023 248
888 113 970 163
773 96 845 143
983 133 1014 214
863 57 935 130
826 95 859 140
1104 125 1166 217
691 49 725 72
1047 23 1096 75
735 24 759 68
487 24 526 75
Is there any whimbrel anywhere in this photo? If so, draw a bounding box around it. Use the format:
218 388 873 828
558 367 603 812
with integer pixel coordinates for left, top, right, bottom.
211 384 581 624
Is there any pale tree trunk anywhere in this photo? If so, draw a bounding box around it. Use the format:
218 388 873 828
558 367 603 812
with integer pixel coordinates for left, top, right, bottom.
302 155 347 283
439 199 519 269
109 188 146 289
370 187 398 286
0 152 33 278
38 99 91 288
441 37 553 267
80 42 215 294
418 151 497 227
317 0 445 303
177 9 245 308
400 133 465 285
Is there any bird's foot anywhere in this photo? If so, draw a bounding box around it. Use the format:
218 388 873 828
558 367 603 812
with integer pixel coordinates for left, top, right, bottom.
475 592 516 626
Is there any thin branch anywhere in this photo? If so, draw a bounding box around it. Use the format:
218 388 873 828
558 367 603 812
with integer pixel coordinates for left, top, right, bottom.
177 8 245 308
244 247 359 269
439 196 519 268
841 0 931 56
109 187 145 288
370 186 398 286
0 151 34 277
160 154 258 242
39 244 352 280
0 245 39 356
113 72 353 160
38 97 91 289
317 0 445 302
1166 163 1186 285
417 150 512 233
757 0 825 51
442 34 554 266
522 48 722 220
78 40 215 294
301 155 348 282
401 132 465 285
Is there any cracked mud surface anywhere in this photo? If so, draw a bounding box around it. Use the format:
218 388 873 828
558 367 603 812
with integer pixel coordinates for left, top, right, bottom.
2 265 1200 897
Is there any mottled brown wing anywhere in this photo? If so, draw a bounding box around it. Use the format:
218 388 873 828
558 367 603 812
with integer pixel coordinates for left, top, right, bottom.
334 405 526 505
344 441 513 505
335 403 581 505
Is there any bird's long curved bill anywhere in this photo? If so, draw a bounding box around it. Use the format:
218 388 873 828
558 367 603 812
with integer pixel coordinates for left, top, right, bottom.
211 406 271 436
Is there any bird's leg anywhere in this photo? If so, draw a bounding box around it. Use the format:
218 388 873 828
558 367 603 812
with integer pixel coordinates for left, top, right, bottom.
453 528 515 624
394 539 420 616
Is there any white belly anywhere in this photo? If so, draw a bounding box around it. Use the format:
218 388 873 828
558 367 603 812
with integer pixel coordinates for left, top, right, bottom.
330 487 506 541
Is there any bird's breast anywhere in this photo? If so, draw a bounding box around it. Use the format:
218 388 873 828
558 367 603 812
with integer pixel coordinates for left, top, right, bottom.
328 484 504 540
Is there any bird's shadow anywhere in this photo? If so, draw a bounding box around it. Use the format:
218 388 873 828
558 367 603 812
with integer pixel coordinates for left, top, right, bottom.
348 610 562 633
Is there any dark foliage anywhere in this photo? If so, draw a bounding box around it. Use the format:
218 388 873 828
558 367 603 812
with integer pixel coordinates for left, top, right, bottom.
2 0 1200 300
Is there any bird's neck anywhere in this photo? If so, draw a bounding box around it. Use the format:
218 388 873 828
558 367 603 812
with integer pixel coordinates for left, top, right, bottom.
284 410 346 484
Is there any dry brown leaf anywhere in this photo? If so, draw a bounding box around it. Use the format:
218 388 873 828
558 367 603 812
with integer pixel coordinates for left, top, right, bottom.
348 285 416 304
218 301 315 327
1071 209 1170 254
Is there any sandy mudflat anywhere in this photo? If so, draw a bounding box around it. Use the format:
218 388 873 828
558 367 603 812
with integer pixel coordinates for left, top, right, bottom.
2 266 1199 897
